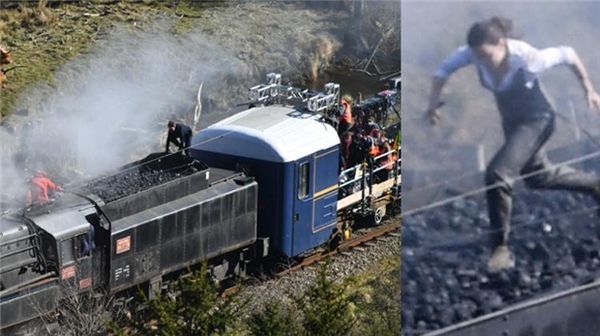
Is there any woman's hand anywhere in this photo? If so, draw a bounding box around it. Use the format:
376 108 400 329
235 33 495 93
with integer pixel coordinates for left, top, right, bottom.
427 107 441 125
587 90 600 113
427 77 447 126
426 101 446 126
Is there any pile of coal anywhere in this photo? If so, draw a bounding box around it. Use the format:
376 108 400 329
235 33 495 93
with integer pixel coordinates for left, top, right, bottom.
81 152 205 203
82 168 185 203
401 188 600 334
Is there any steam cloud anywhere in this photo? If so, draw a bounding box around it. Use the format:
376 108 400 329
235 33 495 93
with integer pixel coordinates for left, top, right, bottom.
1 20 248 209
0 1 379 210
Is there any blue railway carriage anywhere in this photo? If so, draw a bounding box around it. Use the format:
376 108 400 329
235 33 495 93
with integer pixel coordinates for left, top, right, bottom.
191 73 401 259
191 104 340 258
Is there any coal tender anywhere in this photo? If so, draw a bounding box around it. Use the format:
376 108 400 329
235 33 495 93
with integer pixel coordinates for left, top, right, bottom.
94 153 259 293
0 152 260 333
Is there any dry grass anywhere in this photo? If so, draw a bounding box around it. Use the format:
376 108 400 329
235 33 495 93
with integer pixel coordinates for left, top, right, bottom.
0 1 353 120
307 35 339 83
0 1 209 116
0 1 400 122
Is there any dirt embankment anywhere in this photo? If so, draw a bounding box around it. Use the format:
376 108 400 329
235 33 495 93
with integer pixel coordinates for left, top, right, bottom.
0 1 399 119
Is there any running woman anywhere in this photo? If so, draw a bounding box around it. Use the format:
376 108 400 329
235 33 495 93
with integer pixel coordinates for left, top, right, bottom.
426 16 600 271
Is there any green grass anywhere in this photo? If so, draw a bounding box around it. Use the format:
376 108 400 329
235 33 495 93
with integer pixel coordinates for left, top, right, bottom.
0 1 207 117
345 249 401 335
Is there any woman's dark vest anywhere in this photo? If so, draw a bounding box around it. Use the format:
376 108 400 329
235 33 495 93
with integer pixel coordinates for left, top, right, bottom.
491 68 555 131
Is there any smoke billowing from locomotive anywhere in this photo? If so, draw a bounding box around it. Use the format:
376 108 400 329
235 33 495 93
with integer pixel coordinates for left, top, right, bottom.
0 21 247 208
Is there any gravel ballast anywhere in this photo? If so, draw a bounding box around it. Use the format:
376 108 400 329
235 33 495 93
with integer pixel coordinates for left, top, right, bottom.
237 218 401 319
402 186 600 334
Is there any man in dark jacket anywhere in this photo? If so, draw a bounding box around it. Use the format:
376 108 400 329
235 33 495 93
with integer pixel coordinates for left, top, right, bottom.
166 121 193 156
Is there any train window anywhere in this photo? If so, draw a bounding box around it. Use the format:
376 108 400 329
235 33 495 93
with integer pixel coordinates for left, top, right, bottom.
61 234 91 265
61 239 74 265
74 234 91 259
42 234 56 263
298 162 309 199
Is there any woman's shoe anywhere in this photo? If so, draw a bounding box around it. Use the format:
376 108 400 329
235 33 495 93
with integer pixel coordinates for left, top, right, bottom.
487 245 515 272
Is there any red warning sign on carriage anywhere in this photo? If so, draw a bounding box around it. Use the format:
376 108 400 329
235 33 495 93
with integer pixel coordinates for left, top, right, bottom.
80 277 92 289
116 236 131 254
61 265 75 280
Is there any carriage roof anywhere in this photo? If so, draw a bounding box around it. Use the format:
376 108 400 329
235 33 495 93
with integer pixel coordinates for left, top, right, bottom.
192 104 339 163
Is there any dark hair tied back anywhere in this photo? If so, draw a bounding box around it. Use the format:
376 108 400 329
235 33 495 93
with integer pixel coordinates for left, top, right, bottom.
490 17 513 36
467 16 519 48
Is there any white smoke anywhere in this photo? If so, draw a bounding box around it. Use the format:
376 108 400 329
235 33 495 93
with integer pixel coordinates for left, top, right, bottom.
0 1 365 209
0 20 249 208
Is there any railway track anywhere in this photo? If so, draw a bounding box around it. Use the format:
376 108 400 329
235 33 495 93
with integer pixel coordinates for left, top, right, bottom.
219 217 401 298
275 220 401 277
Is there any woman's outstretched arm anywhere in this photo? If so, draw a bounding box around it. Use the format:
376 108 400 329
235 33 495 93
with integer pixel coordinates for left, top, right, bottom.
513 39 600 113
426 76 447 125
569 52 600 112
426 46 473 125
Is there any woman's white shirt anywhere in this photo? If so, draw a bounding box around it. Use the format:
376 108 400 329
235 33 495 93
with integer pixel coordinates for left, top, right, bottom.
434 39 576 92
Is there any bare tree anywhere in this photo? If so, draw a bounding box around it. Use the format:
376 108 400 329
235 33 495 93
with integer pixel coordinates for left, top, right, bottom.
28 286 128 336
350 1 400 76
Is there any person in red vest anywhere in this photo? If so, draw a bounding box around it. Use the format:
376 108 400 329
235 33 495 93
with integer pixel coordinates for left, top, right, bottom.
27 170 63 206
337 95 354 137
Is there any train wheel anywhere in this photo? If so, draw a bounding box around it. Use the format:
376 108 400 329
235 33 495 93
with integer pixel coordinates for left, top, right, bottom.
373 205 386 225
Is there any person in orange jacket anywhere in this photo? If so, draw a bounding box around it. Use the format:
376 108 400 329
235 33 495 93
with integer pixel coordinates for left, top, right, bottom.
366 136 380 157
366 117 383 140
27 170 63 206
337 95 354 137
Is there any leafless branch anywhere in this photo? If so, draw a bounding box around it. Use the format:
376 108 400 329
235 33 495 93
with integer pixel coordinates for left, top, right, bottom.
192 82 203 132
27 285 127 336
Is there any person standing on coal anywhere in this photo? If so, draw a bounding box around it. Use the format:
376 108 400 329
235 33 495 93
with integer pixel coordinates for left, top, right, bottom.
166 121 193 157
426 17 600 272
27 170 63 206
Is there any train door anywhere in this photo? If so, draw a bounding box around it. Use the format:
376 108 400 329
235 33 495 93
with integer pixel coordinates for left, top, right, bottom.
59 231 93 294
312 149 339 233
292 158 315 255
86 213 110 288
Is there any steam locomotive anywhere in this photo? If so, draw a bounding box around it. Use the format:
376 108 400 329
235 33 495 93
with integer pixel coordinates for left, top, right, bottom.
0 74 401 335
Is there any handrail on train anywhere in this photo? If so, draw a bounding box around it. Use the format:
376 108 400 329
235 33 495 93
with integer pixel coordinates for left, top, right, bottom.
338 146 401 189
0 233 37 248
337 145 400 215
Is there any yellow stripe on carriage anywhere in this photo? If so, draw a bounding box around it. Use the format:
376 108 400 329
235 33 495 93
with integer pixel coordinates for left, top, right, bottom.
313 184 337 198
